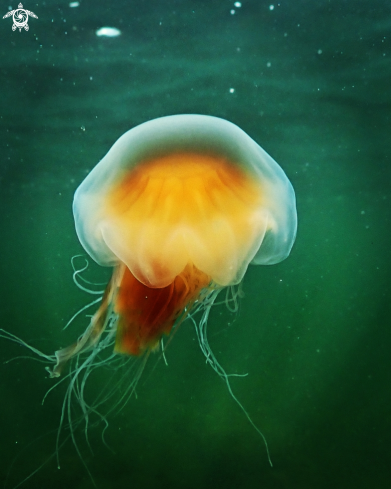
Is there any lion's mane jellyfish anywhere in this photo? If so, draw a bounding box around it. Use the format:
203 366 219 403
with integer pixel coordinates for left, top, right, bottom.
53 115 296 374
1 115 296 465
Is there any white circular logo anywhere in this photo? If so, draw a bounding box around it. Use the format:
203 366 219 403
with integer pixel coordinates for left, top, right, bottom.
2 3 38 32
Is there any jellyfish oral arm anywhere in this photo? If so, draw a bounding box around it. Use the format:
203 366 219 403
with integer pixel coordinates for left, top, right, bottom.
47 266 122 378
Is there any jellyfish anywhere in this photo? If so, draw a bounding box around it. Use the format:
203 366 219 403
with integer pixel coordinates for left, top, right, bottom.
1 114 296 468
50 114 296 373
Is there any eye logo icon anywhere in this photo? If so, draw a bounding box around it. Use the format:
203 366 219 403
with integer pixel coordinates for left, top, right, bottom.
3 3 38 32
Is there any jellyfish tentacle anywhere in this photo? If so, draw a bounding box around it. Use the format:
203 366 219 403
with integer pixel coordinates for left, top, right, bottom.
48 266 124 378
63 297 102 330
190 289 273 468
71 255 106 294
0 328 56 364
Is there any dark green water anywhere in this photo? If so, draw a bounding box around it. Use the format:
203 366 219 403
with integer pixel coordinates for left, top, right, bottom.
1 1 390 488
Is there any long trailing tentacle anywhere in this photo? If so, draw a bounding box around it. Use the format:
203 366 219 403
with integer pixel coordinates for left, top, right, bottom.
1 260 150 488
0 329 57 364
189 287 273 467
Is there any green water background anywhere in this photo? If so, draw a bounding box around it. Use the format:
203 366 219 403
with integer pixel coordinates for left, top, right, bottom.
0 0 390 488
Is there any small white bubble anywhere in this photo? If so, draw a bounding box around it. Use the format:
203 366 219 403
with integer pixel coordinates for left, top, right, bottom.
269 4 274 10
229 88 235 93
230 9 236 14
234 2 242 7
96 27 121 37
317 49 323 54
266 61 271 67
69 1 80 7
81 126 85 131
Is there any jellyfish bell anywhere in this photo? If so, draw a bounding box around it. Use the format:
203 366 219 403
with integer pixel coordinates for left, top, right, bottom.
54 115 296 369
74 114 296 280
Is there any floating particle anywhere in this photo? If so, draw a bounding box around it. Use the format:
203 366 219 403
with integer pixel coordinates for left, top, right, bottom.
96 27 121 37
